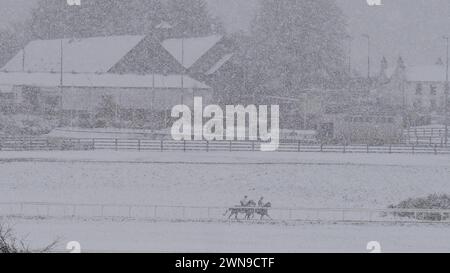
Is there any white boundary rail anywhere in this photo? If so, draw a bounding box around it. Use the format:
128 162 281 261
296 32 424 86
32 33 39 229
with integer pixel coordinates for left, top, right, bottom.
1 202 450 224
1 137 450 154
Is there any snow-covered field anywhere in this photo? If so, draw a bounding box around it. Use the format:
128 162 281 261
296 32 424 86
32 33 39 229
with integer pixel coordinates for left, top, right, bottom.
1 150 449 252
0 151 449 208
4 218 450 253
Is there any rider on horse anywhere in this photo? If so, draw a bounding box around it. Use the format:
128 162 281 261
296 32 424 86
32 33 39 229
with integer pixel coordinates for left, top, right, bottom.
240 196 249 207
258 197 265 207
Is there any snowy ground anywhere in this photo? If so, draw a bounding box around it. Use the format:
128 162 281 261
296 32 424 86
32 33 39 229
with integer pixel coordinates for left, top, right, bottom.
0 151 449 208
5 217 450 253
1 150 449 252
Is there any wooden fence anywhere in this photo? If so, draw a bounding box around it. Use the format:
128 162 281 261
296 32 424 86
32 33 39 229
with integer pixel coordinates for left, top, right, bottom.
1 137 450 154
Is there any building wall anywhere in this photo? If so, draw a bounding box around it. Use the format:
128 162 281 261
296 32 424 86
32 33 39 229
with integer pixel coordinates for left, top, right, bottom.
324 113 403 144
61 86 212 112
404 81 446 112
377 79 447 113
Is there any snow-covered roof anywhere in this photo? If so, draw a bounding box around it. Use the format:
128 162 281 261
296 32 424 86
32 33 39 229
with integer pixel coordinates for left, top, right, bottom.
0 72 211 89
161 35 223 69
387 65 447 82
405 65 447 82
205 53 234 75
2 35 145 73
155 21 173 30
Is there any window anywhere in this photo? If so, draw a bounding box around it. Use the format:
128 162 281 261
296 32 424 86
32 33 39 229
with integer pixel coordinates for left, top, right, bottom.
430 99 437 110
430 84 437 96
415 83 423 95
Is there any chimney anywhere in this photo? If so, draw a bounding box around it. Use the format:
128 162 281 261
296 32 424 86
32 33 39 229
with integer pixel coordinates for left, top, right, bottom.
155 21 174 41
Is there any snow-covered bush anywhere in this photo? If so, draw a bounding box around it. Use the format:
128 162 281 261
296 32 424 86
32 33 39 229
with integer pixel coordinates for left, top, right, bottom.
389 194 450 221
0 114 57 136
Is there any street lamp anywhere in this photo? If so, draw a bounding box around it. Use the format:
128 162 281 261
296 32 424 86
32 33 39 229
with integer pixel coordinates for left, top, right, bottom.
362 34 371 80
345 35 353 77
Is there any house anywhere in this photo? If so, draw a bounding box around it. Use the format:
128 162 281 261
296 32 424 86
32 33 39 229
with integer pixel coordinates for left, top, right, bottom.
375 57 449 116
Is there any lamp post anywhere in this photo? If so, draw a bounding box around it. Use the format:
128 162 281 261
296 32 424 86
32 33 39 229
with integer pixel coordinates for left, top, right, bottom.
345 35 353 77
444 36 449 145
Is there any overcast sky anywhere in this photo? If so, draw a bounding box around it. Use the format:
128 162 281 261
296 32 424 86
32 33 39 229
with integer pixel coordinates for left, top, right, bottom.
1 0 450 75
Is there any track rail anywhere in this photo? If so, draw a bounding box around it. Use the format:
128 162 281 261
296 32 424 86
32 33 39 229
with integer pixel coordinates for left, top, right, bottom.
1 202 449 224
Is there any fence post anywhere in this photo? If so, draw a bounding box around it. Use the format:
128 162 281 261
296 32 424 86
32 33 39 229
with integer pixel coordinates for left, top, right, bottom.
252 141 255 152
138 139 141 152
92 139 95 150
183 140 186 152
366 144 369 153
434 144 438 155
229 141 232 152
115 139 118 151
206 141 209 152
160 140 164 152
320 143 323 152
389 144 392 154
343 145 346 154
412 145 415 154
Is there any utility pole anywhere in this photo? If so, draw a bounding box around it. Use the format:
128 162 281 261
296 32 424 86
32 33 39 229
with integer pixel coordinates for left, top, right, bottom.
181 37 185 105
60 38 64 110
444 36 449 145
22 47 26 71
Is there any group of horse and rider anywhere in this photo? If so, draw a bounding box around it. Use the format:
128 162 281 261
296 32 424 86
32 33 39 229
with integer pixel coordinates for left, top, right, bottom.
224 196 272 220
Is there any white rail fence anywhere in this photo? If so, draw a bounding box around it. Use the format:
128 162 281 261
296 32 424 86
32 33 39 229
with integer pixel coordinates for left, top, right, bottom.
403 128 448 145
1 202 450 224
1 137 450 154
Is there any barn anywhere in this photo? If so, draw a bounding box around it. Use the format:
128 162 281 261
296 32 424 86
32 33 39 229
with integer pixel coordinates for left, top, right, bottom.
0 32 236 127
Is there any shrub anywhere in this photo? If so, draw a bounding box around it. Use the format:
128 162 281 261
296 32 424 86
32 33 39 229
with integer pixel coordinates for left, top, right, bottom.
389 194 450 221
0 224 58 253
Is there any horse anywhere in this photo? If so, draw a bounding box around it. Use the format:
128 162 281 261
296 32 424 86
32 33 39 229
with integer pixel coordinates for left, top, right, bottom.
255 202 272 220
223 200 257 220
